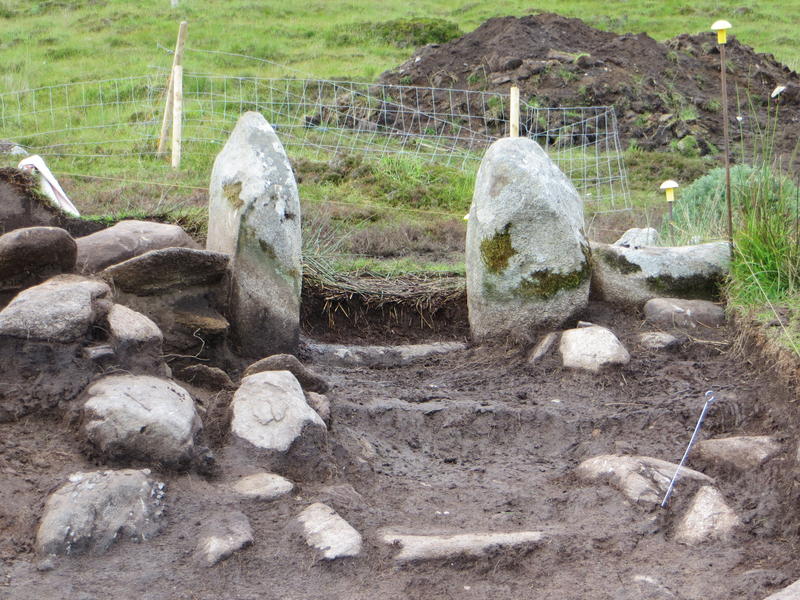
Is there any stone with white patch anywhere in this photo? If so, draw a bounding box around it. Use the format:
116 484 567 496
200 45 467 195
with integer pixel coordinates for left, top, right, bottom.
614 227 660 248
465 137 590 341
207 112 302 357
673 486 741 545
194 511 253 567
576 454 713 505
232 472 294 501
636 331 684 351
296 502 362 559
36 469 165 556
382 531 545 562
559 325 630 372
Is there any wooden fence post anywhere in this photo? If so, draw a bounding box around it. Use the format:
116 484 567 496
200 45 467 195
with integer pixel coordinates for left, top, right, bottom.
171 65 183 169
157 21 188 156
510 85 520 138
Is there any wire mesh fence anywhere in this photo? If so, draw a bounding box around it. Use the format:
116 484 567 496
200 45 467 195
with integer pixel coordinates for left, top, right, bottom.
0 68 632 212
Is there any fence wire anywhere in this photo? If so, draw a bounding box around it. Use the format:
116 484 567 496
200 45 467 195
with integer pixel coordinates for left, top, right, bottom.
0 71 631 212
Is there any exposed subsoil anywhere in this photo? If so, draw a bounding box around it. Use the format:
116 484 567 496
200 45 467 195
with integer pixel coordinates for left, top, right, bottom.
379 13 800 156
2 301 800 599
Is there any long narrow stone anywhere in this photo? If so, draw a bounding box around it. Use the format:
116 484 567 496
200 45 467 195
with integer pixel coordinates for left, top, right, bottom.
382 531 545 562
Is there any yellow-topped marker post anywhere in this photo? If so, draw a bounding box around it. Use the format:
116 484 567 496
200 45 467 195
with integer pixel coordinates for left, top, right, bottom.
711 19 733 243
660 180 679 221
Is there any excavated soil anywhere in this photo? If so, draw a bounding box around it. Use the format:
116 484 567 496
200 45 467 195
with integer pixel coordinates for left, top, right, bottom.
379 13 800 156
2 301 800 599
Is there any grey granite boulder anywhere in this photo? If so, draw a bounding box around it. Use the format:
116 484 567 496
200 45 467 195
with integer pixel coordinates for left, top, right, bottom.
465 137 590 341
106 304 167 376
559 325 630 372
0 226 76 295
591 241 730 307
0 276 113 420
36 469 166 556
102 247 229 295
81 374 202 468
207 112 302 357
230 370 328 479
613 227 660 248
76 220 198 274
644 297 726 329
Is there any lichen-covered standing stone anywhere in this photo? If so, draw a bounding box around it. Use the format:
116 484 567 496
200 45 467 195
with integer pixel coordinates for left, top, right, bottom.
207 112 302 357
465 137 589 341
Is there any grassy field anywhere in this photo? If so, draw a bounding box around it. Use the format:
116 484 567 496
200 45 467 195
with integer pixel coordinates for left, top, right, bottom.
2 0 799 351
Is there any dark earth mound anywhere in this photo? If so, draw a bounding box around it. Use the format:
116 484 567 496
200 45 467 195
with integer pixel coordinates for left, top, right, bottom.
380 13 800 156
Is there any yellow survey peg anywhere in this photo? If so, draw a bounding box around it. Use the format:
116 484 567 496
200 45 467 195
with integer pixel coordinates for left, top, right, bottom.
711 20 731 45
660 179 679 203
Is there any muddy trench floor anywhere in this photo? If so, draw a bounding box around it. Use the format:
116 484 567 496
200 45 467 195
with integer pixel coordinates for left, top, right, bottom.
2 302 800 599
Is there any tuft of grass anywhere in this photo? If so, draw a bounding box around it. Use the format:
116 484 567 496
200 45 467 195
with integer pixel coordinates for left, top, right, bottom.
328 17 461 49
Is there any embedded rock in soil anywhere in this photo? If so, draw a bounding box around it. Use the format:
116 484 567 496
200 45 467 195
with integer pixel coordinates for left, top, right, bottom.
232 472 294 501
622 575 681 599
466 137 589 341
636 332 685 351
694 436 782 471
304 340 467 367
243 353 329 393
207 111 302 357
0 275 112 421
613 227 660 249
194 511 253 567
763 579 800 600
527 332 559 365
559 325 630 372
381 531 545 562
35 469 166 556
81 374 202 468
590 242 730 308
644 298 726 329
306 392 331 427
0 167 75 233
0 275 111 342
101 247 229 295
0 226 76 295
106 303 168 376
75 220 198 274
576 455 713 505
296 502 362 559
673 486 741 545
229 370 329 479
178 364 236 389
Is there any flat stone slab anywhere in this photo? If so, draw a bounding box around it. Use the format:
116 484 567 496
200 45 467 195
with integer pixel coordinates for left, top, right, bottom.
559 326 630 372
644 297 726 329
527 332 558 364
296 502 362 559
382 531 545 562
576 454 713 505
102 247 229 295
36 469 166 556
195 511 253 567
232 472 294 501
695 436 781 471
673 486 741 545
305 341 467 367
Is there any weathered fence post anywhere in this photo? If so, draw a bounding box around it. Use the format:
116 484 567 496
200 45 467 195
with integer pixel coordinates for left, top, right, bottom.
171 65 183 169
157 21 188 156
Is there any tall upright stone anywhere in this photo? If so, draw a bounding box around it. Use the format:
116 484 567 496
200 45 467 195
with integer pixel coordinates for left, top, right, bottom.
207 112 302 357
465 137 590 341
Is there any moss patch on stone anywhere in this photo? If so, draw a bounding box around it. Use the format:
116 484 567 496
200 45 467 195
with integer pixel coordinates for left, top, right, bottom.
513 260 590 300
480 224 517 274
223 182 243 209
599 247 642 274
645 272 723 300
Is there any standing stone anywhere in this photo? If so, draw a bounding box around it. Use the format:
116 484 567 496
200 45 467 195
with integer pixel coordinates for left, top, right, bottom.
207 112 302 357
465 137 589 341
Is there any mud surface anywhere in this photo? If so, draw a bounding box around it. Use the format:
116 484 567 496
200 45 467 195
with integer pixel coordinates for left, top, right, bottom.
379 13 800 156
1 301 799 599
